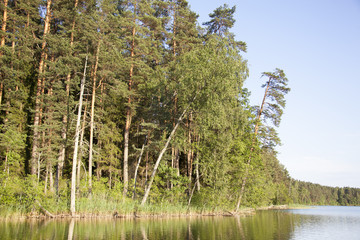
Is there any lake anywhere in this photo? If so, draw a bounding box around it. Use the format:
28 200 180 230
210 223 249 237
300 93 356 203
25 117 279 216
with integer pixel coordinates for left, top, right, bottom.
1 206 359 239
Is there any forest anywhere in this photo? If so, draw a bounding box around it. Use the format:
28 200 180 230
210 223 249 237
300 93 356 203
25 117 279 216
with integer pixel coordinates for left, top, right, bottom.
0 0 359 216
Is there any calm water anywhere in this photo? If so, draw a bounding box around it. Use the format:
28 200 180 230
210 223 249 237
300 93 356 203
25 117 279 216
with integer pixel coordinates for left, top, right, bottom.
1 206 360 239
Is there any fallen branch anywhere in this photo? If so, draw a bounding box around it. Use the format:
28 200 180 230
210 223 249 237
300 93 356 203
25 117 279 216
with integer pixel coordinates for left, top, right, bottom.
35 200 55 218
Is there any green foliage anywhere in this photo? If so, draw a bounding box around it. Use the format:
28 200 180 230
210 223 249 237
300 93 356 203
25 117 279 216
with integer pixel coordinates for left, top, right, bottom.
0 0 358 218
203 4 236 36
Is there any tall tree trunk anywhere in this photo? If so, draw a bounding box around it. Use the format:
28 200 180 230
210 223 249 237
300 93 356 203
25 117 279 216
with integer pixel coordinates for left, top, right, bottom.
0 82 3 107
58 0 79 180
45 85 54 194
0 0 8 47
123 9 137 197
45 161 49 194
0 0 9 107
195 154 200 192
145 151 148 182
141 105 191 206
235 80 271 212
70 55 88 215
49 161 54 193
4 150 8 176
31 0 52 175
133 136 147 200
171 3 180 179
187 112 193 193
88 41 101 195
77 99 87 193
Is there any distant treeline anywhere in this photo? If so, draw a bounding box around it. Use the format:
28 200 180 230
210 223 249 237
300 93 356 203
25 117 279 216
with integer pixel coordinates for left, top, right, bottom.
0 0 358 216
290 181 360 206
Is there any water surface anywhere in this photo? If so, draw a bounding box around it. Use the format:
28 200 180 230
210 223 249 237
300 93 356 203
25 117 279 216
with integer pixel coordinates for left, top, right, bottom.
1 206 359 239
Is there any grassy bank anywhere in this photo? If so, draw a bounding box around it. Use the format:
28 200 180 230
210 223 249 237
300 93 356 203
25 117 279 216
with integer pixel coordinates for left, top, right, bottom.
0 194 256 220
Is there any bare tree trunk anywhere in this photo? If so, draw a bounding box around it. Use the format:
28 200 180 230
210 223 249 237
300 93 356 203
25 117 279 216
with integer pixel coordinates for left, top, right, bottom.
77 99 87 193
235 80 271 212
171 4 180 181
70 55 88 215
109 170 112 189
187 112 193 193
67 219 75 240
123 13 137 197
45 162 49 194
49 161 54 193
4 150 8 176
88 41 101 195
141 106 190 206
58 0 79 180
195 154 200 192
133 136 147 199
47 85 54 193
187 173 199 207
31 0 52 175
145 151 148 182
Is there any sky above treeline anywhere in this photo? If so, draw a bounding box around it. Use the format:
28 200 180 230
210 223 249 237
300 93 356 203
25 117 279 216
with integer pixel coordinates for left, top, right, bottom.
187 0 360 188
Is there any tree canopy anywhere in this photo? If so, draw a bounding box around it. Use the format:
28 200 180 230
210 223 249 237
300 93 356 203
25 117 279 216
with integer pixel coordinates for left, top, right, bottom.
0 1 358 216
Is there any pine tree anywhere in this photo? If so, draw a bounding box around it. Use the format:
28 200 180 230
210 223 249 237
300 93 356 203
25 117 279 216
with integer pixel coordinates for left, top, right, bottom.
30 0 52 175
203 4 235 36
235 68 290 212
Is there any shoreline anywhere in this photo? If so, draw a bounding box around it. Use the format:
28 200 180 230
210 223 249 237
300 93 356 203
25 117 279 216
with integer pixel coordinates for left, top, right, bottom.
0 205 312 220
1 208 259 221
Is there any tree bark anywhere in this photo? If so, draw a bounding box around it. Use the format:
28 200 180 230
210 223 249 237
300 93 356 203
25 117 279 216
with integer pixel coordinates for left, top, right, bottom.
195 154 200 192
123 6 137 197
31 0 52 175
58 0 79 180
88 40 101 195
0 0 8 106
141 104 191 206
0 0 8 47
70 55 88 215
133 136 147 199
235 79 271 212
77 98 87 193
187 112 193 193
171 3 180 180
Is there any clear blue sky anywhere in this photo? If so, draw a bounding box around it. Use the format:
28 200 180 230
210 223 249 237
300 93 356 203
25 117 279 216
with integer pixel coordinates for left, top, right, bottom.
187 0 360 188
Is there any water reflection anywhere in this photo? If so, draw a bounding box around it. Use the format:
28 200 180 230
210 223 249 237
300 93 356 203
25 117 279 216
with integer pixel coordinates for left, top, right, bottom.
1 207 360 240
67 219 75 240
0 213 296 240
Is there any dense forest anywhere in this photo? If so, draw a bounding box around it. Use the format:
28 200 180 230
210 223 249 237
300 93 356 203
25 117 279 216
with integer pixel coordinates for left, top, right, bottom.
0 0 359 216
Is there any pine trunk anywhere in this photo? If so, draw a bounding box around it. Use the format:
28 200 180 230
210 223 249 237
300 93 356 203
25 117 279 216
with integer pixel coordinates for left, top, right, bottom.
31 0 52 175
123 15 136 197
0 0 8 47
0 82 3 107
171 3 180 179
235 80 271 212
0 0 8 106
58 0 79 179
